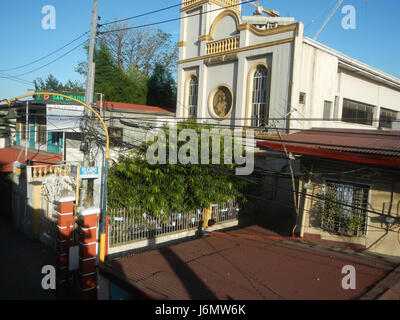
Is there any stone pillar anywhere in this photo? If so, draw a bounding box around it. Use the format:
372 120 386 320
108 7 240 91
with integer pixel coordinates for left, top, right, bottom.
78 207 100 300
55 196 75 299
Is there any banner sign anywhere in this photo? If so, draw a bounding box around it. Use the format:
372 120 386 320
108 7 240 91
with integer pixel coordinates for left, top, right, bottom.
80 166 99 179
46 104 84 132
34 92 97 104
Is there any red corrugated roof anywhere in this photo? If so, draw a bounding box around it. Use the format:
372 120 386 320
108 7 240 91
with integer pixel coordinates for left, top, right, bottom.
257 128 400 167
96 101 174 114
0 146 62 172
100 225 392 300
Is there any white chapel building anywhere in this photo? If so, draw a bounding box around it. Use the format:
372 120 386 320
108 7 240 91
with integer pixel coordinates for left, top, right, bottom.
176 0 400 131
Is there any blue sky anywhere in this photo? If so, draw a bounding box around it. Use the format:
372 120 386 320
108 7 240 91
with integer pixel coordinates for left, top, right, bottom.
0 0 399 100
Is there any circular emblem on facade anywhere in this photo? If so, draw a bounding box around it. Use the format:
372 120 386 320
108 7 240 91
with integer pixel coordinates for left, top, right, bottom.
208 85 234 120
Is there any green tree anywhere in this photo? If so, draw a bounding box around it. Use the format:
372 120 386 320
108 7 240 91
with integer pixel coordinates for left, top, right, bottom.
0 110 17 138
33 74 84 92
107 122 247 217
146 63 176 111
98 22 178 77
93 43 147 104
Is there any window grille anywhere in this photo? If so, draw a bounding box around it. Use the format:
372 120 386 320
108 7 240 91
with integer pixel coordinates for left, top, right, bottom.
320 181 369 237
188 76 198 118
37 125 47 145
109 127 123 146
251 65 268 127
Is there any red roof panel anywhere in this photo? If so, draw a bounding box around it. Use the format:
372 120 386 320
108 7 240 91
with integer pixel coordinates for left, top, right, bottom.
0 146 62 172
256 128 400 166
96 101 174 114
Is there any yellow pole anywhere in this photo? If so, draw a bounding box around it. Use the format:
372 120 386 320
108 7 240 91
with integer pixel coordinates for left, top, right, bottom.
75 166 80 215
99 233 106 263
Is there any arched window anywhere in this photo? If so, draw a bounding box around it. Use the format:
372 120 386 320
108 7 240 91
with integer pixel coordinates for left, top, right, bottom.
188 76 198 118
251 65 268 126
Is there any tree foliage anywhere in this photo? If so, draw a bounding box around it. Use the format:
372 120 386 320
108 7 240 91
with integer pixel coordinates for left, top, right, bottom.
98 22 178 77
75 22 178 107
107 122 248 217
147 64 177 111
33 74 84 92
93 43 147 104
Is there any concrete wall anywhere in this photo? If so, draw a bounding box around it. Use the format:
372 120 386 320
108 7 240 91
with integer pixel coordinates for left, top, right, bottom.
292 40 400 130
177 12 296 129
298 159 400 257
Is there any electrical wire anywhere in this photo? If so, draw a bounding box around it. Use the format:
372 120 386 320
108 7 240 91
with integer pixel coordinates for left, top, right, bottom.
0 31 90 72
5 39 89 78
98 0 257 35
99 3 182 27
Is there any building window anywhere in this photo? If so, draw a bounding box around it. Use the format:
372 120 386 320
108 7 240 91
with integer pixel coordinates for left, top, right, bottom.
37 125 47 145
342 99 374 125
36 115 46 145
188 76 198 118
379 108 397 129
251 65 268 126
299 92 306 104
109 127 123 146
21 122 26 140
323 101 332 120
320 181 369 237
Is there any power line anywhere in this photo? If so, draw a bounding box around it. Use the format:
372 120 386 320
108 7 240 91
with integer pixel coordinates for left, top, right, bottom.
98 0 257 35
0 72 35 86
6 39 89 78
100 3 182 27
0 31 90 72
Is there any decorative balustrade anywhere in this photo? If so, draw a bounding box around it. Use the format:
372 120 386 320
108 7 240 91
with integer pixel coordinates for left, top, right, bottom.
206 36 239 55
29 165 72 180
182 0 241 11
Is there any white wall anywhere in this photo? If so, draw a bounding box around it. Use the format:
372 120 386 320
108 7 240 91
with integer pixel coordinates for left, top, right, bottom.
293 41 400 130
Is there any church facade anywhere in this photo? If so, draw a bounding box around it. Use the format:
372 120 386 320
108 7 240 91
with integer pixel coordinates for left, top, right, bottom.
176 0 400 131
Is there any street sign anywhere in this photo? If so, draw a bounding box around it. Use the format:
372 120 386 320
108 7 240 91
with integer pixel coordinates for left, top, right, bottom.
80 166 99 179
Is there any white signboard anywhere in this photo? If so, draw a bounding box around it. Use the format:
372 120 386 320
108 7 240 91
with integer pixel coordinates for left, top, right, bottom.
80 166 99 179
46 104 84 132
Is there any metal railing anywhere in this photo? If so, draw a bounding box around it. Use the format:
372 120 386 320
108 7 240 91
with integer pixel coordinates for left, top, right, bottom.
109 202 239 246
109 208 203 246
211 202 240 224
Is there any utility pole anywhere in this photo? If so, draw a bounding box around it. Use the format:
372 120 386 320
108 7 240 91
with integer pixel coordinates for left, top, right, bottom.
82 0 99 206
85 0 98 108
83 0 108 264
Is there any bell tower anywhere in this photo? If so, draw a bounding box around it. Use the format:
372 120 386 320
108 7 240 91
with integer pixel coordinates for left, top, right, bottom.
178 0 241 61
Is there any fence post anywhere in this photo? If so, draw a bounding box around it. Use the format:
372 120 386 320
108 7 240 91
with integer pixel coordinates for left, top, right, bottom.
203 204 213 228
77 207 100 300
55 196 75 299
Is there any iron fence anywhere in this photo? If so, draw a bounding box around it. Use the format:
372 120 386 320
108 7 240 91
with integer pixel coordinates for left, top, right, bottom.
109 202 239 246
211 202 240 224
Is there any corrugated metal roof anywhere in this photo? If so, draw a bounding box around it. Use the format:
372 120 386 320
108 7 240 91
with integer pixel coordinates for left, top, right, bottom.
0 145 62 172
101 225 393 300
257 128 400 158
96 101 174 114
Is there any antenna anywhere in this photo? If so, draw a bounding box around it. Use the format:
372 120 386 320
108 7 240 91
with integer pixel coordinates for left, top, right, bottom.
313 0 344 40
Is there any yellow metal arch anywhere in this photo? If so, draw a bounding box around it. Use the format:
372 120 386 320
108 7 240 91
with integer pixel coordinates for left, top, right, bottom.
7 92 109 159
